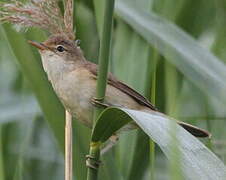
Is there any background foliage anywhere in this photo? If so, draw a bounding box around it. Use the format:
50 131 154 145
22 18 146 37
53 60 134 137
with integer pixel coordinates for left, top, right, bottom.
0 0 226 179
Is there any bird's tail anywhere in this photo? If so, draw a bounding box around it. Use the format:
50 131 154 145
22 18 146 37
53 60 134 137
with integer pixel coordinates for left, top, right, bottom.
141 108 210 138
177 121 210 138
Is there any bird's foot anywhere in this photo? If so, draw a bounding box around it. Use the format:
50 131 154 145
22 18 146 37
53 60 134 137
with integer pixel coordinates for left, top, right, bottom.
91 97 110 108
85 155 102 170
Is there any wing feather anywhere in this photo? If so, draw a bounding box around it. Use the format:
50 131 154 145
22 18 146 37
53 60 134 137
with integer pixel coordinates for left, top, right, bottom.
83 62 157 111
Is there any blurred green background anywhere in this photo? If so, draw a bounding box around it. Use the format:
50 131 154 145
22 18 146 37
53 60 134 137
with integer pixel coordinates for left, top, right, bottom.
0 0 226 179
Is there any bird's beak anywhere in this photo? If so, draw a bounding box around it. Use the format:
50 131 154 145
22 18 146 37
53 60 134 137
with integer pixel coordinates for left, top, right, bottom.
28 40 46 50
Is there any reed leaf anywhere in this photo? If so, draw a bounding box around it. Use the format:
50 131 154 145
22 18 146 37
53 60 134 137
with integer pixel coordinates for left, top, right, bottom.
92 107 226 180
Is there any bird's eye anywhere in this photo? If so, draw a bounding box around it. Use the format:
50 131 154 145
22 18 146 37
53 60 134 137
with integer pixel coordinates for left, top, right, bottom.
56 45 65 52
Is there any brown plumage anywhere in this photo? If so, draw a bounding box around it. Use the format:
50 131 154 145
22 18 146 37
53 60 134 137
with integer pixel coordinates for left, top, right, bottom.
83 62 157 111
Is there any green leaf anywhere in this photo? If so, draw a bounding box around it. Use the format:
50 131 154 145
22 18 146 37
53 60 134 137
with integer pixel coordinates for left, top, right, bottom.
115 0 226 105
99 151 124 180
91 107 131 142
1 25 65 148
92 107 226 179
126 130 149 180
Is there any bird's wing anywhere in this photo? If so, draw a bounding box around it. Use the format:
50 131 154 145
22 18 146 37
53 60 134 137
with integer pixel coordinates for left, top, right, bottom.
83 62 157 111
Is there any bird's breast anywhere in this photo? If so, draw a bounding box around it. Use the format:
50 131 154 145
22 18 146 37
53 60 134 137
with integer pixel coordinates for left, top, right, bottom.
54 68 96 127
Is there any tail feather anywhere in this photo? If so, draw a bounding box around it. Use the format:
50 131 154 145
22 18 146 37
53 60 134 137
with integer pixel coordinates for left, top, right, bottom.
141 108 210 138
178 121 211 138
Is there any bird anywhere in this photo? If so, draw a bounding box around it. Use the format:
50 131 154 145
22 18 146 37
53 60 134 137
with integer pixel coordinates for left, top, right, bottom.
28 33 209 138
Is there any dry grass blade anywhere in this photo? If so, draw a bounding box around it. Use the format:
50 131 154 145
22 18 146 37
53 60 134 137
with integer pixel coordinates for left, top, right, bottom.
64 0 74 40
65 110 73 180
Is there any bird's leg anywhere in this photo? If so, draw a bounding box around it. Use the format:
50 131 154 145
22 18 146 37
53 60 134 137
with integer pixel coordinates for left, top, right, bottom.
85 155 102 170
101 134 119 155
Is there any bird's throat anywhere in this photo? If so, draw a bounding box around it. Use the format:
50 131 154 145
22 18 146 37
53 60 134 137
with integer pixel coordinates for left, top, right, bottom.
40 51 76 84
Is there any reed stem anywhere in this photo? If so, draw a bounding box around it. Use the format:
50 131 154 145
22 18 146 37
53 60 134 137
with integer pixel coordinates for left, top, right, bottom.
87 0 115 179
149 48 159 180
65 110 73 180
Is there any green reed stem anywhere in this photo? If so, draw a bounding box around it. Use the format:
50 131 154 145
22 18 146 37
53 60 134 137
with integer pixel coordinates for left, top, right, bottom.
149 48 159 180
87 0 115 180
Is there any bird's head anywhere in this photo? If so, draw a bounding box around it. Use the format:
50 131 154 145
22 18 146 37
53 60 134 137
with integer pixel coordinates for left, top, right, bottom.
28 34 84 63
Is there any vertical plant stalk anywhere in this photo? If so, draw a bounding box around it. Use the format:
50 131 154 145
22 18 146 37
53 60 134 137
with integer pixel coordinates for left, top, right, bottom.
65 110 73 180
87 0 115 179
149 49 159 180
0 127 4 180
164 62 183 180
204 102 213 150
64 1 74 179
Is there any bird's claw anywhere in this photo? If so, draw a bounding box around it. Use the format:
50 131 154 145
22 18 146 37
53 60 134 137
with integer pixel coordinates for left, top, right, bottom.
91 97 109 108
86 155 102 170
